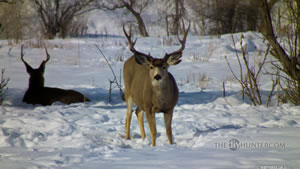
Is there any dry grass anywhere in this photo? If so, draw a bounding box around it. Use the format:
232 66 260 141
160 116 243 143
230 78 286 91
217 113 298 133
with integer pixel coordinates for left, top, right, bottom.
192 53 210 62
159 36 180 46
192 41 215 62
186 72 211 90
22 39 64 49
116 53 125 62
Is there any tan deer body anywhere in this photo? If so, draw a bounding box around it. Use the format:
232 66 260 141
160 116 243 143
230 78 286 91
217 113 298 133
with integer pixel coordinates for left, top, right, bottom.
123 23 189 146
21 46 89 106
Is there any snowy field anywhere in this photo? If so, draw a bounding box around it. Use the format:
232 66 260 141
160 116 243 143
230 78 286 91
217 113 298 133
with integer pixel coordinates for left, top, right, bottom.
0 31 300 169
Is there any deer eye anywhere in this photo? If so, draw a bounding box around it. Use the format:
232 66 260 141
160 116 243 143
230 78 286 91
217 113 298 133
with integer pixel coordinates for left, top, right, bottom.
150 66 154 69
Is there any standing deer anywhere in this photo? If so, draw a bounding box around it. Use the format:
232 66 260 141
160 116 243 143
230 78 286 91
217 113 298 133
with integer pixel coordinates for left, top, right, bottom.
21 46 90 106
123 23 190 146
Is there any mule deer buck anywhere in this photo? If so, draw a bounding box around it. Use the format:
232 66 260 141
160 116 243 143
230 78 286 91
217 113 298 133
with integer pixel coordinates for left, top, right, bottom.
21 46 90 106
123 23 190 146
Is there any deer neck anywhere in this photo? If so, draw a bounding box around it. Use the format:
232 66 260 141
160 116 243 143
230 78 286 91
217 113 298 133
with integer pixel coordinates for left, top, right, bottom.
28 78 44 90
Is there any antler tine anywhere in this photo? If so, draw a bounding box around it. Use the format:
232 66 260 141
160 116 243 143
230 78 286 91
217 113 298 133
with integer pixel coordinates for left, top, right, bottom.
178 20 190 47
43 45 50 63
123 24 150 57
123 24 137 53
20 44 30 65
20 45 33 70
20 45 25 62
165 21 190 58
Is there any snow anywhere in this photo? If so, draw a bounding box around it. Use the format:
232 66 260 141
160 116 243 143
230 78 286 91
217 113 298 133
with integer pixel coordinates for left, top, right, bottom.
0 29 300 169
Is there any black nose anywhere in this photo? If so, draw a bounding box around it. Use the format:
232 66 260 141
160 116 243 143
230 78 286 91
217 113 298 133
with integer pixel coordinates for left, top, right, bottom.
154 74 162 81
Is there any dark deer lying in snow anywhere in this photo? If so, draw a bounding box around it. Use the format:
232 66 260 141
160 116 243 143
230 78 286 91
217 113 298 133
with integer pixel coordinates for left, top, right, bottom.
21 46 90 106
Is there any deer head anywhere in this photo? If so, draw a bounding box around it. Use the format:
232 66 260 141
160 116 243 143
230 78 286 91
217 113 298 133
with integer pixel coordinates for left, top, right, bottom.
21 45 50 89
123 23 189 87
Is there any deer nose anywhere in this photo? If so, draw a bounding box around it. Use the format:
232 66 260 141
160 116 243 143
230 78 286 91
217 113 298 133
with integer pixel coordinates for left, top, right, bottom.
154 74 162 81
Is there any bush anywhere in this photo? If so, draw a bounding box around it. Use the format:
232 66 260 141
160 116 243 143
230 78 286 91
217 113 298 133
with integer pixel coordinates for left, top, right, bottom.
225 34 278 106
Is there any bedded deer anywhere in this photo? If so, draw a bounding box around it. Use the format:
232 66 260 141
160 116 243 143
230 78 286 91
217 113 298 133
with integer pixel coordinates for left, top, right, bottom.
123 23 190 146
21 46 90 106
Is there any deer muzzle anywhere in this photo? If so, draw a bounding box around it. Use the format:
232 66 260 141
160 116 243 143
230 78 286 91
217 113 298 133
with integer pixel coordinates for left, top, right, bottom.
154 74 162 81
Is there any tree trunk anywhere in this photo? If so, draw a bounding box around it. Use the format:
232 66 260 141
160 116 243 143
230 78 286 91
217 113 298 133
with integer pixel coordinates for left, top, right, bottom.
258 0 300 105
259 1 294 77
135 13 149 37
173 0 180 35
124 3 149 37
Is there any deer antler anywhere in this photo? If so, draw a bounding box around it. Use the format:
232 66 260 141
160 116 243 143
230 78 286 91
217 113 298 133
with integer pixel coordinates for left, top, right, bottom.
164 21 190 59
21 45 50 66
43 45 50 63
20 45 30 66
20 45 26 63
123 24 150 57
21 45 35 72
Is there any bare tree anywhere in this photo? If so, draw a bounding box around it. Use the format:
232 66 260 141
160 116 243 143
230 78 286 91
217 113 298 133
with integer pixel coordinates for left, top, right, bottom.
258 0 300 105
97 0 151 37
187 0 260 35
162 0 185 35
31 0 96 39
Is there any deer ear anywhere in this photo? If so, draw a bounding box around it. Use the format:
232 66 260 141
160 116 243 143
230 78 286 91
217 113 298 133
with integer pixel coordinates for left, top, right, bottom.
165 53 182 66
38 62 46 73
135 54 152 65
24 64 34 74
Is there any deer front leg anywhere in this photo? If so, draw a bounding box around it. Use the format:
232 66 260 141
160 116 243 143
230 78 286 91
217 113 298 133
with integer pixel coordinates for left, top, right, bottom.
125 97 133 140
164 111 173 144
145 109 157 146
135 107 146 139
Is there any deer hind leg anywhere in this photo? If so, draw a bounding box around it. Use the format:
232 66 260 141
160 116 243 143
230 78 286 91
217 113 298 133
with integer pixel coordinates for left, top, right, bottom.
145 110 157 146
135 107 146 139
164 111 173 144
125 97 133 140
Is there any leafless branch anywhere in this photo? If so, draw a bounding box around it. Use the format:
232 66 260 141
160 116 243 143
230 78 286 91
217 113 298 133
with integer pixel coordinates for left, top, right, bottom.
94 44 124 101
226 33 278 106
266 70 279 107
96 0 151 37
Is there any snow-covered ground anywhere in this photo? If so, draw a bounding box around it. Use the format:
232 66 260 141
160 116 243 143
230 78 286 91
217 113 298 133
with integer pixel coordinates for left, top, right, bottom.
0 31 300 169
